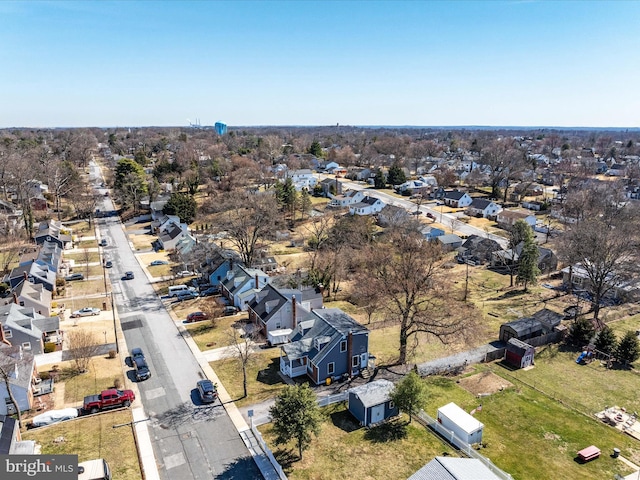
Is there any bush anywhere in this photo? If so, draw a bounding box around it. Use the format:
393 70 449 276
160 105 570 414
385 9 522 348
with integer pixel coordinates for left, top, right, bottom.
114 378 123 389
108 349 117 359
44 342 57 353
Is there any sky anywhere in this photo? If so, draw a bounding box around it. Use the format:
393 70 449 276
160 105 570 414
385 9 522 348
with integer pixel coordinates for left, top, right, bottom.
1 0 639 128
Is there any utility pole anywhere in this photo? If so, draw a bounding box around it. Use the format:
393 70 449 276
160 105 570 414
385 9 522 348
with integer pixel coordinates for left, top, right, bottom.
464 261 469 301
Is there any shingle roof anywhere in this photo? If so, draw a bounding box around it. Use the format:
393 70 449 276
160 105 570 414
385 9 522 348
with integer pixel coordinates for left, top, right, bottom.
408 457 502 480
469 198 492 210
349 379 394 408
443 190 466 200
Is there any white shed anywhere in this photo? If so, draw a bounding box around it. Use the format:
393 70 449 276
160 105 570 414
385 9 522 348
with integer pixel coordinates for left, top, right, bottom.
437 402 484 445
267 328 292 346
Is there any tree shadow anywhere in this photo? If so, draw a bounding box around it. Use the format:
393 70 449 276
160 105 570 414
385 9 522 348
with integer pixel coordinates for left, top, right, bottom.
364 420 408 443
329 409 360 433
272 447 299 471
256 358 284 386
487 289 527 301
154 401 225 429
214 454 263 480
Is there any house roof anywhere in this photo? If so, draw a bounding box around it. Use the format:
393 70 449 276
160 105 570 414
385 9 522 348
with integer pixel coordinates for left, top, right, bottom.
349 379 394 408
0 414 18 454
159 224 183 242
501 317 542 336
248 285 287 322
506 337 534 355
15 280 51 307
0 347 35 391
498 209 533 220
443 190 467 201
469 198 493 210
438 234 462 245
409 457 502 480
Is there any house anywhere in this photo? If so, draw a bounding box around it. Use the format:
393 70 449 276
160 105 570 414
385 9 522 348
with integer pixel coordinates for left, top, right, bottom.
5 261 56 293
19 241 64 274
329 190 364 208
346 167 371 182
247 284 315 339
442 190 472 208
323 161 340 173
0 347 38 415
436 402 484 445
157 223 189 251
34 220 72 250
437 233 463 250
606 163 626 176
206 250 241 286
349 196 385 216
12 281 52 317
491 243 557 274
422 226 445 241
395 179 427 194
504 338 535 369
251 256 279 274
499 308 563 343
0 303 61 355
521 200 545 211
348 379 399 427
1 413 36 454
561 264 640 302
376 205 410 227
174 233 197 256
456 235 502 265
318 177 343 197
466 198 502 218
220 264 270 310
151 214 182 234
408 457 503 480
496 209 537 229
149 198 170 221
286 169 317 191
280 308 370 385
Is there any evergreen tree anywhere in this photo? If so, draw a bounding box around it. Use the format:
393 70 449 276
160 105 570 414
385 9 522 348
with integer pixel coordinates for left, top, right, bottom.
594 325 617 355
516 237 540 292
616 331 640 366
390 371 429 423
387 162 407 186
308 140 323 157
373 169 386 189
163 192 197 224
569 317 595 347
299 189 312 219
275 178 298 220
269 385 322 460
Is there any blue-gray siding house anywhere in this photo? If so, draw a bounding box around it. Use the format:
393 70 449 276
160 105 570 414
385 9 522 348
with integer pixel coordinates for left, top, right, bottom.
348 379 399 427
280 308 369 385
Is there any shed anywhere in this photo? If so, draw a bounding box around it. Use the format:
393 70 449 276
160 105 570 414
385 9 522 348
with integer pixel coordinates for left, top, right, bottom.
408 456 504 480
505 338 535 369
437 402 484 445
348 379 399 427
437 233 463 250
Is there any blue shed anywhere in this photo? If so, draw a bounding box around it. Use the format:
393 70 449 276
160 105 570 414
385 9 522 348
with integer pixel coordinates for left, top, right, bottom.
348 380 399 427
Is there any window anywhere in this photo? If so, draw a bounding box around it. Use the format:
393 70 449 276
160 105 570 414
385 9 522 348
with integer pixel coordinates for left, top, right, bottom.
340 340 347 352
327 363 335 375
275 322 281 329
352 355 359 367
3 328 11 339
22 342 31 351
389 401 395 409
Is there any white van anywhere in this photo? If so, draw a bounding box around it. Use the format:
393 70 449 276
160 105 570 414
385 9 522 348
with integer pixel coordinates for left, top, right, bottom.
78 459 112 480
168 285 191 297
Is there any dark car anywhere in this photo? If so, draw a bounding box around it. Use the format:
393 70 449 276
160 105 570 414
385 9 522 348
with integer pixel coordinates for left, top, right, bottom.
186 311 209 323
200 286 220 297
224 306 238 316
99 238 107 247
426 212 436 220
133 357 151 381
122 271 134 280
149 260 169 266
176 291 199 302
196 379 218 404
131 347 145 361
104 260 113 268
65 273 84 281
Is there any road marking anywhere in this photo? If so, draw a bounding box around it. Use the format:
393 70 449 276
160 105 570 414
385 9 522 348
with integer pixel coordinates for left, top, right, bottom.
146 387 166 400
164 452 186 470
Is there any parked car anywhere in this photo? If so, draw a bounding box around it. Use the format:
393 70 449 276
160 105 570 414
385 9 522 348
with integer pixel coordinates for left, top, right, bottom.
32 407 79 427
200 286 220 297
104 260 113 268
99 238 107 246
176 290 199 301
176 270 195 277
130 347 145 361
196 379 218 404
223 306 238 316
149 260 169 266
71 307 101 318
133 357 151 381
83 389 135 414
65 273 84 281
186 311 209 323
426 212 435 220
122 271 134 280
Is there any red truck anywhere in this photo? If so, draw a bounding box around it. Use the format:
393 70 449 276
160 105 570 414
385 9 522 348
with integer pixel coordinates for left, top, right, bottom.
83 389 135 414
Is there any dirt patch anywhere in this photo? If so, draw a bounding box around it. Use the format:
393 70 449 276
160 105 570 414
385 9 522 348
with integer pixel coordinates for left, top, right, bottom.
458 371 513 396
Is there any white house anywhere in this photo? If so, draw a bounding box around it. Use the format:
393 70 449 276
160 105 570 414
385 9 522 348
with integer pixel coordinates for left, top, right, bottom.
442 191 472 208
466 198 502 218
496 209 536 229
286 169 317 191
329 190 365 208
220 265 270 311
349 196 386 216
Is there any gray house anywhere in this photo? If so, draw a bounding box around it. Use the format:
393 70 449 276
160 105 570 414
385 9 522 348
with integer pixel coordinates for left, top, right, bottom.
0 303 61 355
409 457 503 480
280 308 370 385
0 347 37 415
348 379 399 427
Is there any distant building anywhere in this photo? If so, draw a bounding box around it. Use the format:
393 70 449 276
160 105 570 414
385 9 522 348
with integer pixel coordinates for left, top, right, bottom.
214 122 227 135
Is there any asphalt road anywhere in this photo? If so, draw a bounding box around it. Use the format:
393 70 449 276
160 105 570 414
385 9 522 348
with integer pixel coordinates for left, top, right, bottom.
89 161 262 480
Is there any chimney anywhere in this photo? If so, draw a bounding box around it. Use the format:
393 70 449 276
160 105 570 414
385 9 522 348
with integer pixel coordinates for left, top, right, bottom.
347 330 353 378
255 274 259 289
292 295 297 330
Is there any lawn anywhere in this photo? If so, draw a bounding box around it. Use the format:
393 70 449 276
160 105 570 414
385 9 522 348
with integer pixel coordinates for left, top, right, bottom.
23 409 142 480
65 251 101 263
259 405 456 480
51 356 126 405
210 349 288 407
184 315 243 351
64 279 108 297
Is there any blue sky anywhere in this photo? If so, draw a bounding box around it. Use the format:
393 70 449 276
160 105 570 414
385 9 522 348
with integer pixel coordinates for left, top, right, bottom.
1 1 639 128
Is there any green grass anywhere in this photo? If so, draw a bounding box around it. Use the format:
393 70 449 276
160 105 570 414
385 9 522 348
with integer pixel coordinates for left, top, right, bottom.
23 409 142 480
185 316 241 350
259 405 456 480
59 356 126 404
210 349 288 407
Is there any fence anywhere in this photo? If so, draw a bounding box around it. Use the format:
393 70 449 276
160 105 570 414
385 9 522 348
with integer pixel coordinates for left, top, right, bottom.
416 410 514 480
317 391 348 407
251 424 288 480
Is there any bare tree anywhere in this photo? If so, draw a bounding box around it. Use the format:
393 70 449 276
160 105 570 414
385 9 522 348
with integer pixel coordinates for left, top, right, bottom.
67 330 101 373
0 348 29 426
226 324 257 399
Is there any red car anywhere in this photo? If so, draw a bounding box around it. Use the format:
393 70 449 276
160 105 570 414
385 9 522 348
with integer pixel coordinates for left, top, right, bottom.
186 311 209 323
